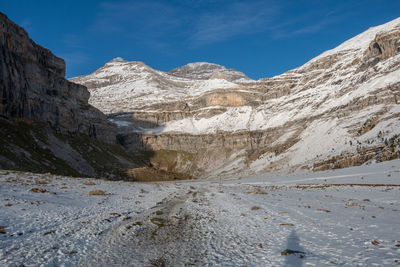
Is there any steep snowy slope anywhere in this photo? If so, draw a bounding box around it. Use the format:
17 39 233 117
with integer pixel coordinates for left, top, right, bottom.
71 17 400 178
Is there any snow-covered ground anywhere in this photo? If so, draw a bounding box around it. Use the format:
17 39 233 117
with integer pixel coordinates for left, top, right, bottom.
1 159 400 266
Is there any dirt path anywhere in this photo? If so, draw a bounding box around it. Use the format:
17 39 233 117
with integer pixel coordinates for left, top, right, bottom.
81 185 213 266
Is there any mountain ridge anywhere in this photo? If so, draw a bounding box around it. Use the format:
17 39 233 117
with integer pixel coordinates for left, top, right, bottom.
72 16 400 178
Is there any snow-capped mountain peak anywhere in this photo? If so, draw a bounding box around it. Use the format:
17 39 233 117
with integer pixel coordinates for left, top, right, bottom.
169 62 249 81
107 57 128 64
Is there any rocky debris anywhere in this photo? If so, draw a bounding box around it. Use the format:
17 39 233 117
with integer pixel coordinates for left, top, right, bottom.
0 12 116 144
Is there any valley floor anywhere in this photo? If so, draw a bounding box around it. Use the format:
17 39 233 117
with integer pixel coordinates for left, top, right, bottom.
1 160 400 266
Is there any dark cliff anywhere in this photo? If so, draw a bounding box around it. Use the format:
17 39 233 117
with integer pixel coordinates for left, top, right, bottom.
0 12 115 143
0 13 139 178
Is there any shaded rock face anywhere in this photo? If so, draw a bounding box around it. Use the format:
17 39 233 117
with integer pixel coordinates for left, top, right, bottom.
360 24 400 70
0 12 116 143
370 25 400 60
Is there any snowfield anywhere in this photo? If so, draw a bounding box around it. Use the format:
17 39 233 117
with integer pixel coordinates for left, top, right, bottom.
1 159 400 266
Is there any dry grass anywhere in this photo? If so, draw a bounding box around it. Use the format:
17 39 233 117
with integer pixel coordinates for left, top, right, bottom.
346 200 365 209
317 208 331 213
247 186 267 195
35 180 49 185
4 202 12 207
29 188 48 193
280 223 295 226
88 190 105 196
84 181 96 186
150 257 167 267
251 206 260 211
150 217 165 227
371 240 380 246
154 210 163 216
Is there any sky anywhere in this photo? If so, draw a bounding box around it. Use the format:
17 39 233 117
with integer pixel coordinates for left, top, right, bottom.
1 0 400 79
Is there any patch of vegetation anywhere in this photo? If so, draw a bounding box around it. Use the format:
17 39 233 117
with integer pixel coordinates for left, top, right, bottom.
150 217 165 227
0 120 81 176
317 208 331 213
149 257 167 267
371 240 380 246
67 132 142 179
0 119 152 179
0 120 199 181
247 186 267 194
124 166 190 182
154 210 163 216
141 149 195 174
279 223 295 226
29 188 48 193
88 190 105 196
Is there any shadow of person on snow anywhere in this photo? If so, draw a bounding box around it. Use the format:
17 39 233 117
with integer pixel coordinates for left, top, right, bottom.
282 230 306 267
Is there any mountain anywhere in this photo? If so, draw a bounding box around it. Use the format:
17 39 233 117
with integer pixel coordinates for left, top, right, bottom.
70 59 249 114
72 17 400 178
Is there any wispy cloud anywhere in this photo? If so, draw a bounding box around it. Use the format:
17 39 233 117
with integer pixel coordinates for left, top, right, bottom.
190 1 280 45
91 1 186 39
270 3 352 39
88 0 348 48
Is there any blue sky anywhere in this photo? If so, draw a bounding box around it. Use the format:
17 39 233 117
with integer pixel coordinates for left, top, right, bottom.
1 0 399 79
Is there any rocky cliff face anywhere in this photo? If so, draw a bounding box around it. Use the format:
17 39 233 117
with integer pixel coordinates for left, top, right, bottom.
73 17 400 178
0 12 148 179
0 12 116 143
